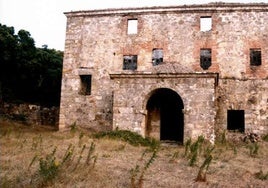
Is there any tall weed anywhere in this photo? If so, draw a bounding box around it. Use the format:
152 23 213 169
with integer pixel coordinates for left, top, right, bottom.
130 149 158 188
186 136 205 166
248 142 259 157
196 154 213 182
38 147 59 183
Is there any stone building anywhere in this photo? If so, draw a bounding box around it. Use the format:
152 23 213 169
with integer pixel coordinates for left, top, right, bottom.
59 3 268 143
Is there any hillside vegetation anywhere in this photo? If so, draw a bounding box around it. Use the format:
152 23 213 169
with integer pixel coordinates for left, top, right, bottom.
0 24 63 106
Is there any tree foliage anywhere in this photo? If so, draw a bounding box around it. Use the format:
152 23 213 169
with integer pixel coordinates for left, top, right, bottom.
0 24 63 106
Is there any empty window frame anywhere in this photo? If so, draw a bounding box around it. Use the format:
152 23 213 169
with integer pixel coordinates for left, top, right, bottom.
227 110 245 132
200 16 212 31
152 48 163 66
200 49 212 70
250 48 261 66
123 55 137 70
79 75 92 95
127 19 138 34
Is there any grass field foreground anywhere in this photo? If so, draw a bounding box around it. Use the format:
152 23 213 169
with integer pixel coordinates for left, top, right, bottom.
0 118 268 187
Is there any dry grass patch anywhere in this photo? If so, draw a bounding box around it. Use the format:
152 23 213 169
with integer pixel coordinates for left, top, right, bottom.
1 118 268 187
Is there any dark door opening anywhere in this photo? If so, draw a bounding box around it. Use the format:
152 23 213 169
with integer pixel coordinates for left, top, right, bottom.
227 110 245 132
146 88 184 143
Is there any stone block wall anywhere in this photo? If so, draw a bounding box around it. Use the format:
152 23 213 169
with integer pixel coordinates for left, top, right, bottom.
217 79 268 134
0 103 59 126
111 73 218 143
60 4 268 140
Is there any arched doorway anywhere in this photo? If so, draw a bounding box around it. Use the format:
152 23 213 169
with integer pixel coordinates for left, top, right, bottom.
146 88 184 143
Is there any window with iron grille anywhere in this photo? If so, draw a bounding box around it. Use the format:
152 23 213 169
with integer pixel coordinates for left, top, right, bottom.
152 48 163 66
123 55 137 70
200 49 211 70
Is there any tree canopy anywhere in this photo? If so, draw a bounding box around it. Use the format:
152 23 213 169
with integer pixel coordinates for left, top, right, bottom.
0 24 63 106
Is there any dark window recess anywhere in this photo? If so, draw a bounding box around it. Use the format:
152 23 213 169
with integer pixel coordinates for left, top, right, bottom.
80 75 92 95
200 49 212 70
250 49 261 66
152 48 163 66
123 55 137 70
227 110 245 132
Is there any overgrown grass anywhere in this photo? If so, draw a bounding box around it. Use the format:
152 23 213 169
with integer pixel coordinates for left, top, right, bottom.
1 119 268 187
94 129 160 150
29 141 98 186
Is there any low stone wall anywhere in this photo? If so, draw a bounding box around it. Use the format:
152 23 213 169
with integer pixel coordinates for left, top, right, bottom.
0 103 59 127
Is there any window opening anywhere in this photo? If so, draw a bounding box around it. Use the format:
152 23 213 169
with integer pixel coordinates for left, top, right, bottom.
152 48 163 66
250 48 261 66
127 19 138 34
200 17 212 31
123 55 137 70
227 110 245 132
200 49 211 70
79 75 92 95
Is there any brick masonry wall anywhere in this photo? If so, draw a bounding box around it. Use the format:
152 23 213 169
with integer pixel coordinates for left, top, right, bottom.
60 4 268 139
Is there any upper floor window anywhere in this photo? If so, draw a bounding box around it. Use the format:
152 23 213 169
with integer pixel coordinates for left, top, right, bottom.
79 75 92 95
127 19 138 34
250 48 261 66
152 48 163 66
200 49 211 70
123 55 137 70
200 16 212 32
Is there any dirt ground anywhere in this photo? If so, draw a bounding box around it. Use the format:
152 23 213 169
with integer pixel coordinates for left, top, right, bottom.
0 118 268 188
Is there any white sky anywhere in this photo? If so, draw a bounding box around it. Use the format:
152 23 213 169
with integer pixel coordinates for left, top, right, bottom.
0 0 267 50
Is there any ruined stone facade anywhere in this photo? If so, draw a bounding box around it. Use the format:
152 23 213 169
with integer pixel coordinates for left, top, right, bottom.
59 3 268 143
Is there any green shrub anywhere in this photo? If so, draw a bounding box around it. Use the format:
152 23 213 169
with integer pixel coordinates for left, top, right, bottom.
11 114 27 122
70 122 77 134
262 134 268 142
248 142 259 157
94 129 160 150
38 147 59 182
255 170 268 180
31 141 97 185
219 130 227 145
